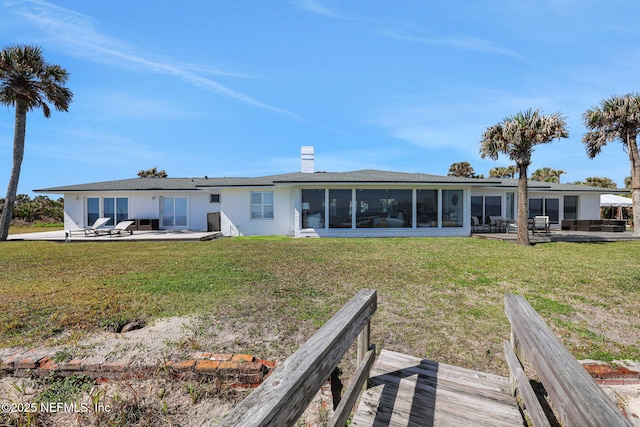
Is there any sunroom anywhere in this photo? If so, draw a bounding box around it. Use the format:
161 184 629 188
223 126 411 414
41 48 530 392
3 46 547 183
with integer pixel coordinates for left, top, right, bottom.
295 186 469 238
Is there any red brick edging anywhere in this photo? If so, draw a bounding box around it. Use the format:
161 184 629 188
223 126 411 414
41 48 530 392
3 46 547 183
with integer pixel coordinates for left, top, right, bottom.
582 362 640 386
0 348 276 389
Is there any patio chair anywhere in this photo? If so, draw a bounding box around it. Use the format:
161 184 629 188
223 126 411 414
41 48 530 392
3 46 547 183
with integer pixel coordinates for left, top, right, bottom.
487 216 504 232
471 216 489 233
105 220 135 237
67 217 111 237
532 216 550 235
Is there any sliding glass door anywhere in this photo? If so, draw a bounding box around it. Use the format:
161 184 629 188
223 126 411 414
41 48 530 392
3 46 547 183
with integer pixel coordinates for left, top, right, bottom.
161 197 188 228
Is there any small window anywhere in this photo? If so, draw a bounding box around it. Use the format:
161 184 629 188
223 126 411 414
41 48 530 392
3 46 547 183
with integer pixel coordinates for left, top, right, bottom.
250 191 274 220
210 194 220 203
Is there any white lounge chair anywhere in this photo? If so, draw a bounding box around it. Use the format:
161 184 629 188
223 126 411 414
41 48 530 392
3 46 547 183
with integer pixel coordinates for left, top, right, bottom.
67 217 111 237
104 220 135 237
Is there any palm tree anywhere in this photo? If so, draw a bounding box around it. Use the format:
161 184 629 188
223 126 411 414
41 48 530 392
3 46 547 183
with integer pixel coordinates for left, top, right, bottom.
625 176 632 189
0 45 72 240
583 93 640 236
489 165 518 178
531 167 565 183
573 176 617 189
447 161 475 177
137 167 168 178
480 109 568 245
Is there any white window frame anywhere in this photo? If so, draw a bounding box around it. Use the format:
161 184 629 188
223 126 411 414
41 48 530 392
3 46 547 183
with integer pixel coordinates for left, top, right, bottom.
250 191 274 220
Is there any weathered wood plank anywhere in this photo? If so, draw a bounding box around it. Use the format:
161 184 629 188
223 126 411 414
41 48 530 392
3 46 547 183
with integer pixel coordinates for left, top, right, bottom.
217 289 377 427
328 347 376 427
352 349 522 427
369 351 514 404
503 340 551 427
505 294 632 427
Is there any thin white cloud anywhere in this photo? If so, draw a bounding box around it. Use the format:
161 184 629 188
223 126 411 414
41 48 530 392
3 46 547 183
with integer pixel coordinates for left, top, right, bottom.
3 0 304 121
379 29 523 59
91 92 194 120
290 0 348 19
30 128 167 168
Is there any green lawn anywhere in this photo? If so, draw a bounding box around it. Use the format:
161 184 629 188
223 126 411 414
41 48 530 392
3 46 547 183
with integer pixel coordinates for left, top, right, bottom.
1 236 639 375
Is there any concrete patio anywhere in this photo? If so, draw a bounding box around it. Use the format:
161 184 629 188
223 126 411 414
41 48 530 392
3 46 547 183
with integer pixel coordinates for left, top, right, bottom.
7 228 639 243
474 228 639 243
7 229 222 242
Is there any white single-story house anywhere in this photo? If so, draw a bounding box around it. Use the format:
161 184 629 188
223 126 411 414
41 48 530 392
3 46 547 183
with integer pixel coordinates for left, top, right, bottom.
35 147 624 238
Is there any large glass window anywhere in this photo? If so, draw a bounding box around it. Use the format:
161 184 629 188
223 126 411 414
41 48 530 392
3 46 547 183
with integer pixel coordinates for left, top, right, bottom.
355 189 412 228
301 189 325 228
162 197 188 227
529 197 559 223
471 196 483 225
442 189 463 227
87 197 99 226
104 198 114 225
329 189 352 228
529 198 543 218
103 197 129 225
545 198 559 223
250 191 274 220
471 195 504 225
564 195 578 220
485 196 502 221
418 190 439 227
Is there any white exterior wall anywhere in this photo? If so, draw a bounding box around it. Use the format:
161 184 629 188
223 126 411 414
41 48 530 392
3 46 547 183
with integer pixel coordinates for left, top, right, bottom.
63 194 85 230
220 187 294 236
578 193 601 219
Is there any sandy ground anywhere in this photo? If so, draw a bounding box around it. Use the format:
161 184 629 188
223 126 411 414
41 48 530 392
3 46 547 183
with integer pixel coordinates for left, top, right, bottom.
0 315 334 426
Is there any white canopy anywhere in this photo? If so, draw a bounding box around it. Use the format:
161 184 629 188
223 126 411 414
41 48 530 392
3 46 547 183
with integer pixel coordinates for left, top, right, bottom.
600 194 632 207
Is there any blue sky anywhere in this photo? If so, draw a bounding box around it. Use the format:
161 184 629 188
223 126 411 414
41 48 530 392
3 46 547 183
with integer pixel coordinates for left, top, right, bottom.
0 0 637 197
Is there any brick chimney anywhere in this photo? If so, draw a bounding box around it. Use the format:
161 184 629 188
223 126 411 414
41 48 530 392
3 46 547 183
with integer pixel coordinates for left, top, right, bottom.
301 146 314 173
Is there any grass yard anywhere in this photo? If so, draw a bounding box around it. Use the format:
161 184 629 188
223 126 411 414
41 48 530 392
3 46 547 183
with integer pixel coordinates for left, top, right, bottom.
1 236 639 375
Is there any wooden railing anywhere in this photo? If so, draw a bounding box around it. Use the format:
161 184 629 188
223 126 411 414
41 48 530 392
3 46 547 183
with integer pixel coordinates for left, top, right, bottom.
218 288 377 427
504 294 632 427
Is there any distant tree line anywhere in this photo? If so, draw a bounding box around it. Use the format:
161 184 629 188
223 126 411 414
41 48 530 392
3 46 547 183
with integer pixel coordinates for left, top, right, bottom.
448 161 627 188
0 195 63 225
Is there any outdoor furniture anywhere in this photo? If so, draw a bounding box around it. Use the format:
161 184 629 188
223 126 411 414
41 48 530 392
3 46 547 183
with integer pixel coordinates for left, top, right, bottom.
101 220 135 237
67 217 111 237
506 221 517 234
471 216 489 232
601 219 626 232
561 219 577 230
487 216 504 232
129 218 160 230
532 216 550 235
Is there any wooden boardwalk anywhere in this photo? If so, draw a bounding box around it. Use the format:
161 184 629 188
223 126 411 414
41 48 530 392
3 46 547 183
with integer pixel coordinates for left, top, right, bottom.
351 349 524 427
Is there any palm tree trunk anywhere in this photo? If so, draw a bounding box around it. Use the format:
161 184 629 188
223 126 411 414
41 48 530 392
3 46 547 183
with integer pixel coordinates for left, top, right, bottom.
627 133 640 237
0 99 27 241
517 165 530 245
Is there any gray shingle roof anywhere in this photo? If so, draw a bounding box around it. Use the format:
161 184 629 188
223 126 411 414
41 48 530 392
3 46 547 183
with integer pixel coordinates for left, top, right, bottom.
34 170 625 193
